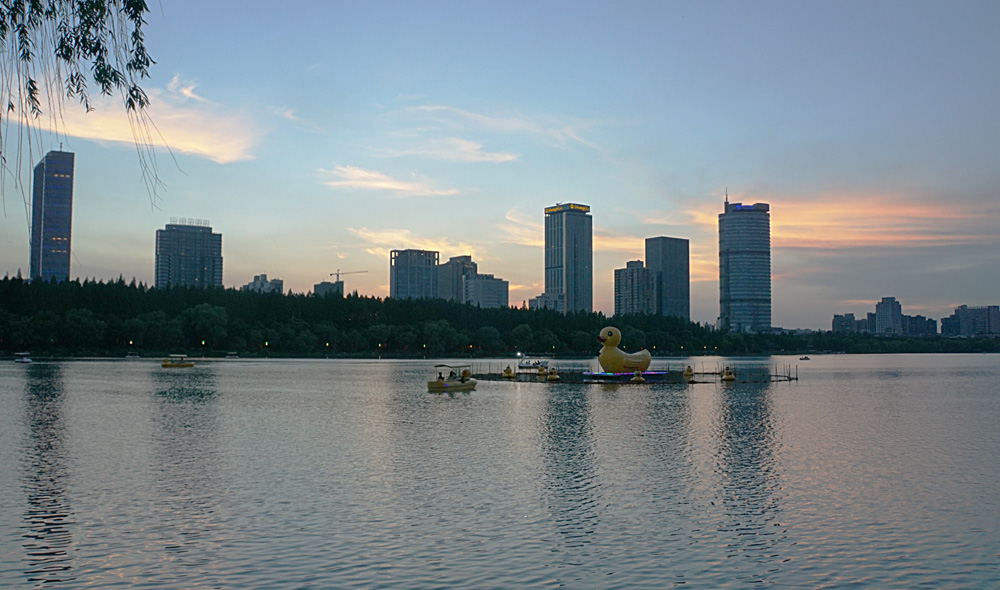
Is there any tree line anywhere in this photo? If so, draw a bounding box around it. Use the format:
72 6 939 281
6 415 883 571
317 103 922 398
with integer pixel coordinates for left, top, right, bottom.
1 277 997 357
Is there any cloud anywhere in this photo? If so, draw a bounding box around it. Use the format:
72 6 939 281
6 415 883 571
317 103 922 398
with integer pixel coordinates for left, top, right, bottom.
395 105 599 149
166 74 208 102
320 166 459 197
56 77 259 164
347 227 481 260
378 137 517 163
495 209 543 247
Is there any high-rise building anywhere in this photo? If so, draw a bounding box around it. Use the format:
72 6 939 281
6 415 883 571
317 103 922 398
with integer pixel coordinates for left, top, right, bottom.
154 219 223 289
941 305 1000 336
534 203 592 314
719 200 770 332
30 151 75 282
875 296 902 334
243 274 283 294
614 260 656 316
438 255 477 302
389 249 439 299
645 236 690 320
463 273 508 309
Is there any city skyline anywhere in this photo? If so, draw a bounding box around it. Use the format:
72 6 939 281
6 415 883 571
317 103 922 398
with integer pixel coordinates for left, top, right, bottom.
2 2 999 329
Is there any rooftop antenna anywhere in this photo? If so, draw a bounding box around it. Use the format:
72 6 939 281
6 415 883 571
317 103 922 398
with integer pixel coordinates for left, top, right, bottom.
725 186 729 206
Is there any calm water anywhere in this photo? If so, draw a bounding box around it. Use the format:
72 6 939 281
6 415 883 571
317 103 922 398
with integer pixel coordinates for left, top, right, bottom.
1 355 998 589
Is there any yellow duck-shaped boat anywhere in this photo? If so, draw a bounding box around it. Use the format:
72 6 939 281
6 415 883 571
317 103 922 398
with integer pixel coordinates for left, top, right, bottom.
597 326 651 373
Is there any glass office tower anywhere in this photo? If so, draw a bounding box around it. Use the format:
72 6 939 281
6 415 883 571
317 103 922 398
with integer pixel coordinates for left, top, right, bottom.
542 203 593 314
30 151 75 282
719 201 771 332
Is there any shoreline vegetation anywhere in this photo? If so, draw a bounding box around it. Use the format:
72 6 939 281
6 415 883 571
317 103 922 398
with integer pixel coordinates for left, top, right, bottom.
2 277 998 359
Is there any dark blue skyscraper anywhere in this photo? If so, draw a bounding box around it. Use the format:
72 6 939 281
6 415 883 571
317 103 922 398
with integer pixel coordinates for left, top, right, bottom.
30 151 75 282
645 236 690 320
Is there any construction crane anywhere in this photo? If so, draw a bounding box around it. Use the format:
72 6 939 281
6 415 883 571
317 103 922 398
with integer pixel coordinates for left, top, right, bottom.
330 269 368 281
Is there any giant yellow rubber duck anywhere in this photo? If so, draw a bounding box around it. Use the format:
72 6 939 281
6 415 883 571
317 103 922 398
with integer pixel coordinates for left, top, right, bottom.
597 326 651 373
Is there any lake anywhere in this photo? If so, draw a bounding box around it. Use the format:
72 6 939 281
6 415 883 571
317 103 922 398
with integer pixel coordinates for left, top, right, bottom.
1 354 998 588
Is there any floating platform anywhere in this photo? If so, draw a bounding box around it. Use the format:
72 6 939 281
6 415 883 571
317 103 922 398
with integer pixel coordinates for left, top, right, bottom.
474 363 799 385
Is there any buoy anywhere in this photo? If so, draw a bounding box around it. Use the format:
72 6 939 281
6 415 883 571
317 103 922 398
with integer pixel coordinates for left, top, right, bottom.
722 367 736 382
630 370 646 383
546 368 560 381
682 365 694 379
502 366 515 379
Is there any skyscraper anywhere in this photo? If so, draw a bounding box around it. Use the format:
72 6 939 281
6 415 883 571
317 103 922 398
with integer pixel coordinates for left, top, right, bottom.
719 200 770 332
535 203 592 314
155 219 223 289
614 260 656 316
30 151 75 282
875 296 903 335
645 236 690 320
389 249 439 299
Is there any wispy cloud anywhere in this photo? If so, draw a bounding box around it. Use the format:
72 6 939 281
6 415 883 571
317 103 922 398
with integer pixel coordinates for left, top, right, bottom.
269 106 323 132
377 137 517 163
320 166 459 197
399 105 599 149
57 76 259 163
348 227 480 260
166 74 208 102
495 208 543 247
682 192 1000 250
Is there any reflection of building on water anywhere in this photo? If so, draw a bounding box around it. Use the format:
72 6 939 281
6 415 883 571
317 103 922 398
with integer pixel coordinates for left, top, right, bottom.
21 363 77 585
541 387 599 547
150 368 225 573
711 381 787 578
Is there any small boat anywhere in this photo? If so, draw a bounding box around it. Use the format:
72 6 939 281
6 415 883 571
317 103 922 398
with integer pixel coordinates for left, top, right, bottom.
125 351 141 361
162 354 194 368
225 352 240 359
14 352 32 364
517 357 550 372
800 356 811 361
428 364 477 393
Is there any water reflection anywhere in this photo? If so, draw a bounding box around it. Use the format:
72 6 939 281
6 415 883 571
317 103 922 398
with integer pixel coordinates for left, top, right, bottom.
20 363 76 586
540 386 599 547
712 381 786 580
148 368 224 574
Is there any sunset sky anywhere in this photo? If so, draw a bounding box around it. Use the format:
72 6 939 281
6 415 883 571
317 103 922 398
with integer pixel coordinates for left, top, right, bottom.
2 1 998 329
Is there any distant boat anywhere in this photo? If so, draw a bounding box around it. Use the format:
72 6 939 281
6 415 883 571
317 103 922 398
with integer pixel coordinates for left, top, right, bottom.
225 352 240 359
800 356 811 361
125 351 141 361
428 364 477 393
162 354 194 368
14 352 32 364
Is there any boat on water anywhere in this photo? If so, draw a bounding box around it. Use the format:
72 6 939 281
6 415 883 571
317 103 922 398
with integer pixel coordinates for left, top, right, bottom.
428 364 477 393
800 356 811 361
14 352 32 364
125 351 141 361
162 354 194 368
225 352 240 359
516 357 550 372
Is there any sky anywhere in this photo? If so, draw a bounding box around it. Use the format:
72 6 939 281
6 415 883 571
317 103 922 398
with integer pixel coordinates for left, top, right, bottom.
2 0 999 329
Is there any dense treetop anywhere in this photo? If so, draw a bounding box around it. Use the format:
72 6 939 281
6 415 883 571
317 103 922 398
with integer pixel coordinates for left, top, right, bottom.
1 277 996 358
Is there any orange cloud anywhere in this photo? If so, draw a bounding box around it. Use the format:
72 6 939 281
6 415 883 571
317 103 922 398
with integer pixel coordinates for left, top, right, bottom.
57 86 259 164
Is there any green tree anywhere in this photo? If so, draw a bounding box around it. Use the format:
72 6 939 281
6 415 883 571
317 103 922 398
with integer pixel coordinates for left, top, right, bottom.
2 0 157 196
